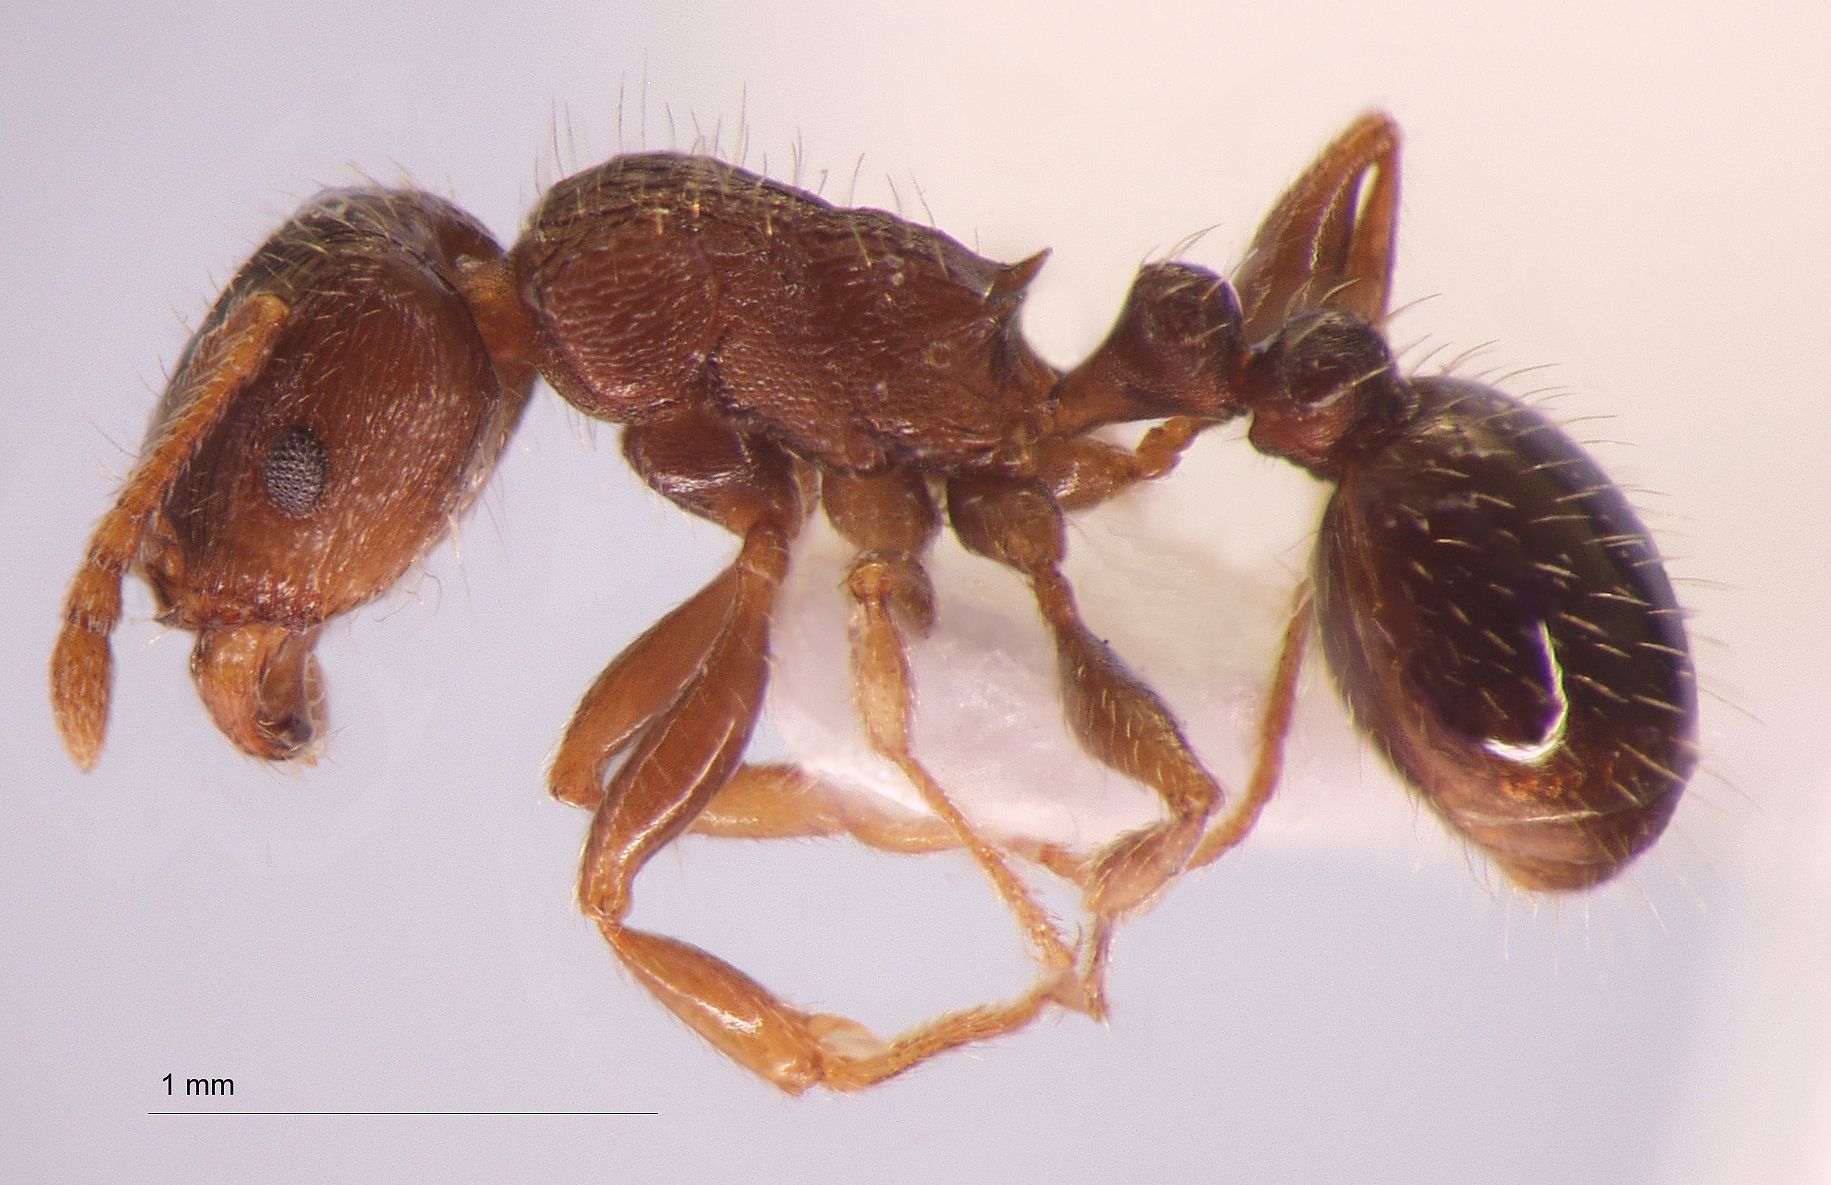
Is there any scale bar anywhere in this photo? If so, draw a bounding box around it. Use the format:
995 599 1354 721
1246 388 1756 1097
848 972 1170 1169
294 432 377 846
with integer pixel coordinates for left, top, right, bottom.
149 1110 658 1117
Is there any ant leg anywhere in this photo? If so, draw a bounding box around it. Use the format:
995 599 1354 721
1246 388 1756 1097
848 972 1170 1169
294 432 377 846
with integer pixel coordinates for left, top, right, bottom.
1035 423 1206 513
1069 585 1314 993
51 292 290 768
549 565 738 808
691 763 963 853
566 693 972 856
550 469 1077 875
576 418 1069 1092
688 764 1090 888
1235 111 1400 340
549 452 813 808
823 469 1084 1001
947 475 1223 939
1187 584 1313 872
586 536 1063 1091
611 920 1059 1093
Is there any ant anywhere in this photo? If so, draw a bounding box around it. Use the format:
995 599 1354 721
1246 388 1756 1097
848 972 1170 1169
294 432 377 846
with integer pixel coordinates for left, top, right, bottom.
51 113 1697 1093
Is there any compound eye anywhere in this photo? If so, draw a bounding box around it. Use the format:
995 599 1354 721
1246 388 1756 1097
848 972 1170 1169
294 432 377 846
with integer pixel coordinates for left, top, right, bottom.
259 424 329 518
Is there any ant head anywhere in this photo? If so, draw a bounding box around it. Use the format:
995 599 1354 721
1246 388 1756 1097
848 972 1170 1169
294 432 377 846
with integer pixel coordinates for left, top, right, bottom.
1242 311 1415 478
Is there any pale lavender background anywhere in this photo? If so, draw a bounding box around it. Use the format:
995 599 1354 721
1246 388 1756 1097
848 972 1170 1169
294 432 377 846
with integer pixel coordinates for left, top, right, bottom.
4 2 1827 1182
